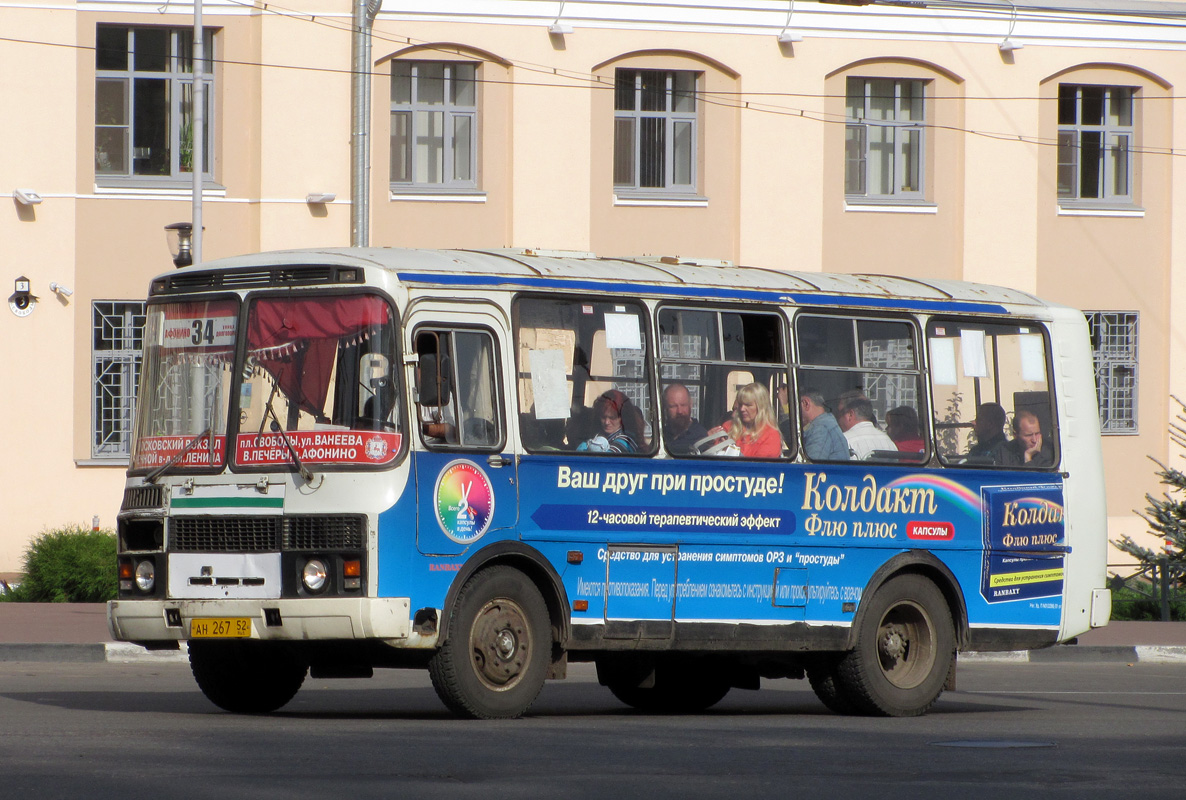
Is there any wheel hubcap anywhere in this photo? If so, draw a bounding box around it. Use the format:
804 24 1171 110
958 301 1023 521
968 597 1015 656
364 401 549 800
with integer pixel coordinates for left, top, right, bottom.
470 598 531 691
876 601 935 689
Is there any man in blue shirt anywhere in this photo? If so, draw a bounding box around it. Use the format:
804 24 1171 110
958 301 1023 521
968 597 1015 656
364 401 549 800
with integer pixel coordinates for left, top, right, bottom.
799 388 850 460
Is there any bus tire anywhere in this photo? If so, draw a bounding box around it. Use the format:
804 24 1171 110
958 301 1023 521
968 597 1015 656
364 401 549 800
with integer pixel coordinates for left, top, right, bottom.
428 566 551 720
807 659 858 715
606 664 731 714
835 574 954 717
188 640 307 713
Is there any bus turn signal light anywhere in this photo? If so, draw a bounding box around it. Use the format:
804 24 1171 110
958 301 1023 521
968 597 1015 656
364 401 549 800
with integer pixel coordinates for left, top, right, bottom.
343 559 362 590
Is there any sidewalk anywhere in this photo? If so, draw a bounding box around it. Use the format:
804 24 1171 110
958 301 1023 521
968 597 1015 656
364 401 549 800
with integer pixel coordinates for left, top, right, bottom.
2 603 1185 663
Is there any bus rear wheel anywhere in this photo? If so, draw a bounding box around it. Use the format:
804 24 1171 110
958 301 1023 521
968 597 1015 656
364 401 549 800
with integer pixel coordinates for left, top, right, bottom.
835 574 954 717
605 662 731 714
806 657 858 715
428 566 552 720
188 639 307 713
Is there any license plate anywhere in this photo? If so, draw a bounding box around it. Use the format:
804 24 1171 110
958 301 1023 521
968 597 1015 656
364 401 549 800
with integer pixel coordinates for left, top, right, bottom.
190 617 252 638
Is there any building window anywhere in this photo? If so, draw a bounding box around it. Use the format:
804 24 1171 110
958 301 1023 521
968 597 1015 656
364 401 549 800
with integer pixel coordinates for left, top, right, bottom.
1086 311 1139 434
613 69 698 194
845 78 926 201
1058 85 1134 204
93 302 147 458
94 25 214 183
390 61 478 188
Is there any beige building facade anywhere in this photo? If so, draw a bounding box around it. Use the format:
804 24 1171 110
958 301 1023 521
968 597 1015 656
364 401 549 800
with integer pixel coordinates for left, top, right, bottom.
1 0 1183 575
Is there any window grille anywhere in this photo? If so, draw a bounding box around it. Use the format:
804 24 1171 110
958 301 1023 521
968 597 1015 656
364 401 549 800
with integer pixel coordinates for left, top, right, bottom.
93 301 146 458
1086 311 1139 433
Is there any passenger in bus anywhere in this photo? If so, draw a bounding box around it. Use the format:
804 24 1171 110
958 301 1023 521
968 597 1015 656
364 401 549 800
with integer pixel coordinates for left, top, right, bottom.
662 382 708 454
1007 410 1053 467
577 390 640 454
709 382 782 458
885 405 925 453
798 387 850 460
966 402 1012 464
835 391 895 460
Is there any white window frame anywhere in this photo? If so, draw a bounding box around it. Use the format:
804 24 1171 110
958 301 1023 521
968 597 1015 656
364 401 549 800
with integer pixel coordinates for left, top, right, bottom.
1086 311 1139 434
845 78 926 203
389 61 479 191
94 25 214 186
93 301 147 459
613 69 700 197
1057 84 1135 206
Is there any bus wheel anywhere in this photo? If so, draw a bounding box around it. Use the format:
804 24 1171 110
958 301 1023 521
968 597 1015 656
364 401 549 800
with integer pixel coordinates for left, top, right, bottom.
806 659 857 715
188 640 307 713
836 574 954 717
606 665 731 714
428 566 551 720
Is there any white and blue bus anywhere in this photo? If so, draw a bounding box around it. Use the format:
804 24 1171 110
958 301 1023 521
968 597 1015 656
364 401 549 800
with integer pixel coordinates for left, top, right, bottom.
108 247 1110 718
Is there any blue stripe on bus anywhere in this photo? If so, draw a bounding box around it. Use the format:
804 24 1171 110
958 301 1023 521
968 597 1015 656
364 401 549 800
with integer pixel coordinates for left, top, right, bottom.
394 272 1011 314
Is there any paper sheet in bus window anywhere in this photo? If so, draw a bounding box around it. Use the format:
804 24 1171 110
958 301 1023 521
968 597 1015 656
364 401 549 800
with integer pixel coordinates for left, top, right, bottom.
1019 334 1046 382
929 337 957 386
529 349 571 419
960 329 988 378
604 313 642 351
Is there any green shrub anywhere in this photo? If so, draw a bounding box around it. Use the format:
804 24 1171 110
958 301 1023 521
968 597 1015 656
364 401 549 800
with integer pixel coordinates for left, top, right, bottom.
2 526 117 603
1109 583 1186 622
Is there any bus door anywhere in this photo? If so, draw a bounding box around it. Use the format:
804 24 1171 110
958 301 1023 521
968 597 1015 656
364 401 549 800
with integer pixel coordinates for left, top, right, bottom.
406 306 518 556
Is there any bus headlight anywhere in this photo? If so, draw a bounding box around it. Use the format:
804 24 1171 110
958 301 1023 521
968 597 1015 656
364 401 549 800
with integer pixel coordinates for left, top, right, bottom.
134 560 155 593
302 558 329 593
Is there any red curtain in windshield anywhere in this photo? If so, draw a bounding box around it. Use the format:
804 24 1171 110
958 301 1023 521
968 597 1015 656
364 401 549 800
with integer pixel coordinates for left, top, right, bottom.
247 296 390 415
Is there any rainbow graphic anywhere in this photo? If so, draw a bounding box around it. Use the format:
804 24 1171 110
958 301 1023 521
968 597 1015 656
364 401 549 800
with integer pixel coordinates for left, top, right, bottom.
434 460 495 544
884 474 983 518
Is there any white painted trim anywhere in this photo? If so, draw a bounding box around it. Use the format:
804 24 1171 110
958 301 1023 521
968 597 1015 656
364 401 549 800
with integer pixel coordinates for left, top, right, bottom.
389 191 488 203
93 185 228 199
1057 205 1145 218
614 195 709 208
845 202 939 214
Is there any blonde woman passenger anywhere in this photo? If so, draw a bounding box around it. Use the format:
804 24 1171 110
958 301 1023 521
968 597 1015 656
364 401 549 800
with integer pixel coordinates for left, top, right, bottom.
708 382 783 458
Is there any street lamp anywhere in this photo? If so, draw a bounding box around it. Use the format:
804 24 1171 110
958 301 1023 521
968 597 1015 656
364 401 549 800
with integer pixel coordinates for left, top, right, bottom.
165 222 194 268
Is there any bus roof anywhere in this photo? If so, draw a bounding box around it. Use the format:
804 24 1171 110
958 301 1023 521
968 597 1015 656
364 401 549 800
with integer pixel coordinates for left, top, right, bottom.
172 247 1049 313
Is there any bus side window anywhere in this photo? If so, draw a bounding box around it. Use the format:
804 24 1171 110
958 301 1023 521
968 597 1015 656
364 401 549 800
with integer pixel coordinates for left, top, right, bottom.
927 320 1057 468
414 328 502 449
793 314 926 464
514 296 655 455
658 306 789 459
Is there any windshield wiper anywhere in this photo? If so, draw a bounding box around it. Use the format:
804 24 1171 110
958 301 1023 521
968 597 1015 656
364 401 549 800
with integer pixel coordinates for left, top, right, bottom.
264 399 316 484
145 428 213 485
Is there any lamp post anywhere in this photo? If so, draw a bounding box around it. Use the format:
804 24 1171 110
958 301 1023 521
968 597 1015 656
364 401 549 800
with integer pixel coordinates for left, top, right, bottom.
192 0 204 264
165 222 194 268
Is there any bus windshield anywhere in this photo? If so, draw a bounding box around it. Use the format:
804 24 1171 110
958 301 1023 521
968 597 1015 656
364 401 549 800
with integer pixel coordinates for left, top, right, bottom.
234 294 402 470
130 299 239 473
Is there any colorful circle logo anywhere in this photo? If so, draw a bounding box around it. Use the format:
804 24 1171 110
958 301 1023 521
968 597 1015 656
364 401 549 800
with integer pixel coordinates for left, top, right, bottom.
434 460 496 544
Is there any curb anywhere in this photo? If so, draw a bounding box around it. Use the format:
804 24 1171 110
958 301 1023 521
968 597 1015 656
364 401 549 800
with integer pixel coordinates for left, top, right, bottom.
0 642 189 664
959 645 1186 664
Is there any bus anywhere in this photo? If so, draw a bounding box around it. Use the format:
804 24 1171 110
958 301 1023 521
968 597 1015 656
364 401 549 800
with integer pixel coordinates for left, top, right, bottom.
108 247 1111 719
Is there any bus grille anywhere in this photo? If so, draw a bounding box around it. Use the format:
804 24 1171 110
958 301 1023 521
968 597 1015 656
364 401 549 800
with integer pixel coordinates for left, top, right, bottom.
170 515 366 552
122 485 164 511
283 515 366 550
171 517 280 552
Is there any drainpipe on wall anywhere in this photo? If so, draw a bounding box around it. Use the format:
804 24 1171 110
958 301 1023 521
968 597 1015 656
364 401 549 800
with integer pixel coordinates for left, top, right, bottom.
351 0 383 247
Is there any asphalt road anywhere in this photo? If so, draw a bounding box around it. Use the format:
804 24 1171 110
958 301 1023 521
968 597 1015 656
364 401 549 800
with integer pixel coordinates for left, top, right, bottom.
1 660 1183 799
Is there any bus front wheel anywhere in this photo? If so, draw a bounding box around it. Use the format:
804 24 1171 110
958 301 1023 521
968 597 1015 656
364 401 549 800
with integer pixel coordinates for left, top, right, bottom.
428 566 552 719
188 639 307 713
835 574 954 717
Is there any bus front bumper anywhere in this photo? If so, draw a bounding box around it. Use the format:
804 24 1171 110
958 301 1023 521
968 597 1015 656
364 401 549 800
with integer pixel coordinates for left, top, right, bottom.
107 597 417 645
